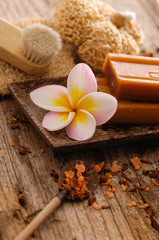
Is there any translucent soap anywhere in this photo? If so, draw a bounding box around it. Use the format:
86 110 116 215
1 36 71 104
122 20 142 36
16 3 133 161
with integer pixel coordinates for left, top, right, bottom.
103 53 159 103
97 77 159 124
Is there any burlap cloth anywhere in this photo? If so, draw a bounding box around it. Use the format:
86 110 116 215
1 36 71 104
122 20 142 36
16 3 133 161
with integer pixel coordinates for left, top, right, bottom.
0 0 75 95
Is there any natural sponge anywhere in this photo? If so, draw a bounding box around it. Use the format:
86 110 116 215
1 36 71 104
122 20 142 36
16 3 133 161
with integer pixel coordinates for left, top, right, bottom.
53 0 102 46
53 0 144 72
78 20 123 72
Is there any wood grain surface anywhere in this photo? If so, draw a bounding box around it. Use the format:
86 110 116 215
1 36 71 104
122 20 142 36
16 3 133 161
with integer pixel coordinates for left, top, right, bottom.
0 0 159 240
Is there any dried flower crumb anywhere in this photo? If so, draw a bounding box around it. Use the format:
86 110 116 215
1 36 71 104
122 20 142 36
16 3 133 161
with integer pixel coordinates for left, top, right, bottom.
133 184 149 191
106 179 113 186
40 148 45 153
18 194 23 200
141 159 153 165
127 201 137 207
111 164 121 173
130 157 142 170
92 203 100 210
151 178 159 186
19 146 31 154
88 196 96 206
11 115 19 123
9 142 15 146
94 165 102 173
122 172 132 182
142 168 149 176
120 184 127 191
146 206 153 219
139 203 149 209
128 187 136 192
75 163 85 173
107 191 114 198
101 205 111 209
111 188 116 192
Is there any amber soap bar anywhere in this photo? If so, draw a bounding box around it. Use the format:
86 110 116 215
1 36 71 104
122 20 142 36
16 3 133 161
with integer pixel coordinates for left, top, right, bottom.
103 53 159 103
97 77 159 124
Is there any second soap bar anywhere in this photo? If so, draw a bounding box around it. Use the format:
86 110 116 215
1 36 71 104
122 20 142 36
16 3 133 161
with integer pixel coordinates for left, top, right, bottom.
103 53 159 102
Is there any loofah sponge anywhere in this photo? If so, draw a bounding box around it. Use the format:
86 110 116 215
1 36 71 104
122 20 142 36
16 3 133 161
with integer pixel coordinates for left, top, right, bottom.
53 0 102 46
78 20 123 72
53 0 144 72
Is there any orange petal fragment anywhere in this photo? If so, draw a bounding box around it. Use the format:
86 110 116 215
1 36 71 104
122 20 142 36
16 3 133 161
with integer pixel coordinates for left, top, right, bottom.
120 184 127 191
139 203 150 209
94 165 101 173
75 163 85 173
64 170 75 179
130 157 142 170
107 191 114 198
93 203 101 210
111 164 121 173
127 201 137 207
9 142 15 146
152 178 159 186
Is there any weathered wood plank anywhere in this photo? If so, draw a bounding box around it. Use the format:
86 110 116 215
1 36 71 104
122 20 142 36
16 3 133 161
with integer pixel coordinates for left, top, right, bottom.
1 96 159 239
0 0 159 240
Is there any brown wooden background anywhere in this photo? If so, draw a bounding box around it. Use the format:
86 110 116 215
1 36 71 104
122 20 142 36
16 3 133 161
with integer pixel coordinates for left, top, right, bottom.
0 1 159 240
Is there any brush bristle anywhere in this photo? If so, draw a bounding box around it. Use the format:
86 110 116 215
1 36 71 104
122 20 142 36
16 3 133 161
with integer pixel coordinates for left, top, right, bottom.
22 23 62 64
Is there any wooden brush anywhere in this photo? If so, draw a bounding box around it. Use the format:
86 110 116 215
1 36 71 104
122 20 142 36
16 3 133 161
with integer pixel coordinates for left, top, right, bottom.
0 18 62 75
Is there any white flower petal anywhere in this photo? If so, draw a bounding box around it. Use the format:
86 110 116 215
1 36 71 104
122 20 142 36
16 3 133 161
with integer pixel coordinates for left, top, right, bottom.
77 92 118 126
65 109 96 141
67 63 97 108
30 85 72 112
42 111 75 131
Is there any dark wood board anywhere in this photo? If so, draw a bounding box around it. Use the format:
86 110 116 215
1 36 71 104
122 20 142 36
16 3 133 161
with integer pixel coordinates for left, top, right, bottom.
8 77 159 152
1 1 159 240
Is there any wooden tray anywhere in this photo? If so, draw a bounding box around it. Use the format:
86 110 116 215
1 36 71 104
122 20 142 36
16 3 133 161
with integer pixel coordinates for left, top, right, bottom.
8 77 159 152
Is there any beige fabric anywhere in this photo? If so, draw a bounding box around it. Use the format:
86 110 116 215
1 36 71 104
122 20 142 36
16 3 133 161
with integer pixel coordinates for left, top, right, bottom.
0 0 58 21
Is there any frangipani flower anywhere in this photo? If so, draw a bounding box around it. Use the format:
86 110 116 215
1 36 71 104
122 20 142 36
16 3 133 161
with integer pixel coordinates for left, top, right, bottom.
30 63 117 141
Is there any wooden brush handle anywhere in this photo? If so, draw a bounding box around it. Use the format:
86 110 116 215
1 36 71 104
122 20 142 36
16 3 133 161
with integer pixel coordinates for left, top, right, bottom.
0 18 49 75
15 190 67 240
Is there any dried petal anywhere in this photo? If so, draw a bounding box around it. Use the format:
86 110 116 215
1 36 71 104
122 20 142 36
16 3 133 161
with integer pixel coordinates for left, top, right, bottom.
122 172 132 182
92 203 100 210
64 170 75 179
120 184 127 191
75 163 85 173
130 157 142 170
139 203 149 209
152 178 159 186
107 191 114 198
101 205 111 209
127 201 137 207
140 159 153 165
111 164 121 173
88 196 96 206
9 142 15 146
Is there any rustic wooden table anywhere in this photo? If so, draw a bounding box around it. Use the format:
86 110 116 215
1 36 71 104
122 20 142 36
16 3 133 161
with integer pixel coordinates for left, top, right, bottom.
0 0 159 240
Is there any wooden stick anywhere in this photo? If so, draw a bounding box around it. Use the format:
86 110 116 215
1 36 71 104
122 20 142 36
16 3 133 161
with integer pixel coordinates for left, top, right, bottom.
15 190 67 240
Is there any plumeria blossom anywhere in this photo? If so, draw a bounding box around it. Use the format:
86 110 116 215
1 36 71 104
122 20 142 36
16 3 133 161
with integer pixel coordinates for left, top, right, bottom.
30 63 117 141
